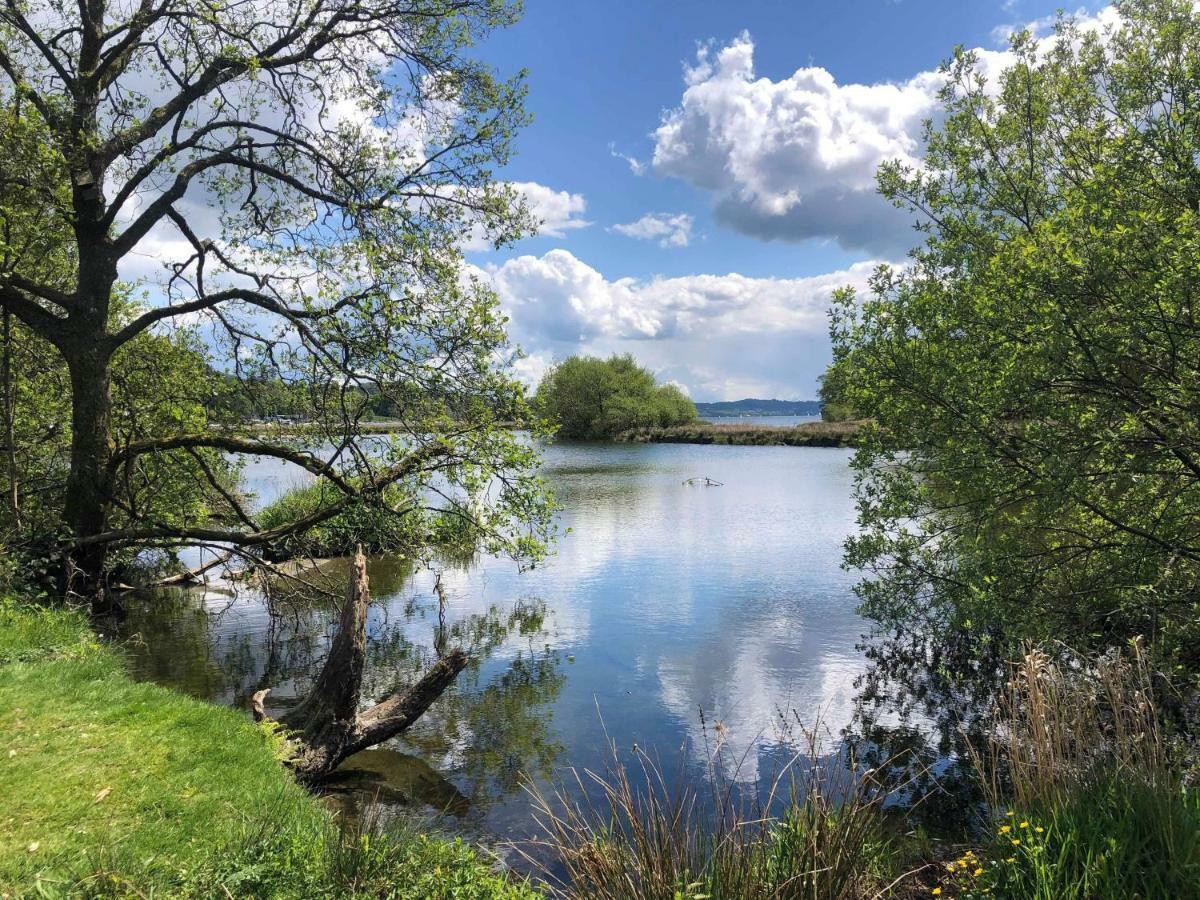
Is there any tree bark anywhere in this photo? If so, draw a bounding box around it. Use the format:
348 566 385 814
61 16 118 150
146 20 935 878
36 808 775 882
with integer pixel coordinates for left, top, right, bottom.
253 548 469 783
2 309 19 529
61 336 115 609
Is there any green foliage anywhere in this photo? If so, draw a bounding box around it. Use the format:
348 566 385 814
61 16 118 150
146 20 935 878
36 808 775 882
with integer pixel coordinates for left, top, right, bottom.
0 598 541 898
256 480 428 560
943 782 1200 899
830 0 1200 672
0 296 241 577
817 362 858 423
0 0 555 588
0 596 92 663
535 354 697 440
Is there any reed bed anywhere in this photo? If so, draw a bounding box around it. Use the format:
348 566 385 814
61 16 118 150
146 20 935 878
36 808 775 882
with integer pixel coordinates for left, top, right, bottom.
515 716 926 900
616 421 861 447
940 638 1200 899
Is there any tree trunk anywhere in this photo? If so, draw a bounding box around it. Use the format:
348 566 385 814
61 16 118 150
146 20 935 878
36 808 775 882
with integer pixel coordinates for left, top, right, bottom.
2 309 19 530
253 548 469 783
61 340 114 610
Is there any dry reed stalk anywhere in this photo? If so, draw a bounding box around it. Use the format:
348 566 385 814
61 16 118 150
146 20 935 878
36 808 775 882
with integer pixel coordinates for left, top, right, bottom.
972 637 1168 812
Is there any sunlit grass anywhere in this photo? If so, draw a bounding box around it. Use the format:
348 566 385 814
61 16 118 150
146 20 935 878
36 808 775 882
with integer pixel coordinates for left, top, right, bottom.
0 598 541 898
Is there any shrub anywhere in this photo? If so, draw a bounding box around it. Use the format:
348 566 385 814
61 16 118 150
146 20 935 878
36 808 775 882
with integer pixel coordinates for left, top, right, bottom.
535 355 697 440
257 479 429 560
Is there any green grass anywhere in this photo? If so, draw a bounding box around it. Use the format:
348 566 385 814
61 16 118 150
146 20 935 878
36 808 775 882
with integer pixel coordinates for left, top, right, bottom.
941 778 1200 900
0 598 541 899
0 599 93 663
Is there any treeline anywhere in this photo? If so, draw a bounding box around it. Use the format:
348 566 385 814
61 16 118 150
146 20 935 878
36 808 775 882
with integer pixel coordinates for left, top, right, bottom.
831 0 1200 680
206 373 418 422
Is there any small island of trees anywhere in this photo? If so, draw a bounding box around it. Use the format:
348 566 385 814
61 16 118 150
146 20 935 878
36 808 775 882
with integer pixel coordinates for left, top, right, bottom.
535 354 698 439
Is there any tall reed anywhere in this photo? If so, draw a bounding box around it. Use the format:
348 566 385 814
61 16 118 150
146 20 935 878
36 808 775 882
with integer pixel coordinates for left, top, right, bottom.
517 716 922 900
973 637 1168 811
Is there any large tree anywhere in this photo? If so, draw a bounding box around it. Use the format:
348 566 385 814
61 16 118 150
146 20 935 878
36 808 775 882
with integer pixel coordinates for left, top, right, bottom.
535 354 697 440
0 0 552 605
832 0 1200 671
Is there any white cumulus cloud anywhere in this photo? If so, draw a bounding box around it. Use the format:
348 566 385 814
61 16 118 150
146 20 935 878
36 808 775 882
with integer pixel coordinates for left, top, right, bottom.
612 212 695 248
651 31 1017 253
480 249 883 398
510 181 590 237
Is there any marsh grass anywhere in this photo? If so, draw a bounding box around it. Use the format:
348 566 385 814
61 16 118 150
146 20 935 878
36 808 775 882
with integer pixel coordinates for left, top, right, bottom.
941 640 1200 899
616 421 861 448
517 715 926 899
974 639 1169 811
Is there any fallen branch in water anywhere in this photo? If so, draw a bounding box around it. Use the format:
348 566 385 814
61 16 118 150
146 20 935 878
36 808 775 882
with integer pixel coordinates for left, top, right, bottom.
252 546 468 782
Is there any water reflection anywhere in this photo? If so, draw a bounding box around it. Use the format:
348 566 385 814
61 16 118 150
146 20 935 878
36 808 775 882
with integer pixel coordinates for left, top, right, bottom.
115 442 888 842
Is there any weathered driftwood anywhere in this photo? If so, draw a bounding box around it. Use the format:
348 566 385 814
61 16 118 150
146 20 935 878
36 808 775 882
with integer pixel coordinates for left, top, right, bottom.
252 547 468 782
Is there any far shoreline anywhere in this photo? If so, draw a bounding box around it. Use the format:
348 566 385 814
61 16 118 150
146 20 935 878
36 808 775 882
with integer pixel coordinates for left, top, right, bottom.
615 419 861 447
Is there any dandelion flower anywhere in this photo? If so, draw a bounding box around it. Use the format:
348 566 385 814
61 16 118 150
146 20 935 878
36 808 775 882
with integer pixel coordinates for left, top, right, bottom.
931 889 942 896
999 825 1011 834
1011 839 1021 846
974 868 984 876
1035 827 1044 833
1019 821 1029 829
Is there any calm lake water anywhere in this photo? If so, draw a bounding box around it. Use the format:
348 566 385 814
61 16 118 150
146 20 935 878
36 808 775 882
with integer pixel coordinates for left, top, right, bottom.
114 441 867 848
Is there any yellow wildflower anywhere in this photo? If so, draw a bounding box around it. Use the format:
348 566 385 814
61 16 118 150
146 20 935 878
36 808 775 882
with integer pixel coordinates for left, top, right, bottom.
1011 839 1021 846
1019 821 1029 829
999 825 1011 834
931 889 942 897
974 868 984 876
1035 826 1044 833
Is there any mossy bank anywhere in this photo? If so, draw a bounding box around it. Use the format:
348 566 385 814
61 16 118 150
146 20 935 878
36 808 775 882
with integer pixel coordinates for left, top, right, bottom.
0 599 540 899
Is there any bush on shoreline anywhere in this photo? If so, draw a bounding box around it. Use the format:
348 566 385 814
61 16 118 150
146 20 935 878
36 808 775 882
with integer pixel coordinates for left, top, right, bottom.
535 355 697 440
256 480 430 561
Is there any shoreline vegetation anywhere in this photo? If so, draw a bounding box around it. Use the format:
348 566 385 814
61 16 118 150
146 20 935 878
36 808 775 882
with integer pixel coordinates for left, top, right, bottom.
7 593 1196 898
0 597 539 899
616 419 861 447
241 418 863 448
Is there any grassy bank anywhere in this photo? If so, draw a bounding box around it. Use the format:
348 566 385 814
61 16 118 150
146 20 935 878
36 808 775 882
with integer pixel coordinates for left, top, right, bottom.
0 598 540 899
616 419 861 447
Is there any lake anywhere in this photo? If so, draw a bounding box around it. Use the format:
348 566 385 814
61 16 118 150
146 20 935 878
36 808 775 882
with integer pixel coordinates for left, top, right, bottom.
113 440 867 850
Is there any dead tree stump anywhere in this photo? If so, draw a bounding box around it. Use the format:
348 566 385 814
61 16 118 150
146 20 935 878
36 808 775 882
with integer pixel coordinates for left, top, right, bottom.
252 547 468 782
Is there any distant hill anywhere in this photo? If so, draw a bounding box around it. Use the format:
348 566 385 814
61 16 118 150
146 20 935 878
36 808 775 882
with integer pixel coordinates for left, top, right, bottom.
694 398 822 417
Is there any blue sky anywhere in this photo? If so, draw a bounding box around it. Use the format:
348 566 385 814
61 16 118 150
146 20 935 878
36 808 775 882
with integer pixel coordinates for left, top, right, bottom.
460 0 1107 401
